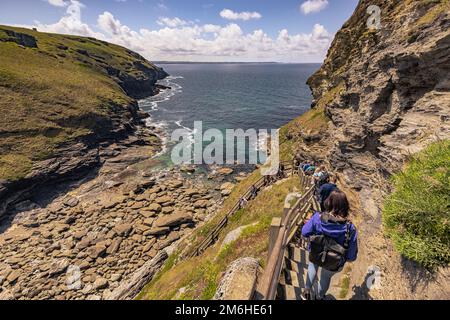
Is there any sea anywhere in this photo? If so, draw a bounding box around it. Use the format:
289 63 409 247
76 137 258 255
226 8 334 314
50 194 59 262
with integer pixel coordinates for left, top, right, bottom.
139 63 320 166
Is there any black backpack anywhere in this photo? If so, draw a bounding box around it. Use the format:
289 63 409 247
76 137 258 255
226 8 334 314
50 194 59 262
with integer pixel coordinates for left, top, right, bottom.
308 213 352 272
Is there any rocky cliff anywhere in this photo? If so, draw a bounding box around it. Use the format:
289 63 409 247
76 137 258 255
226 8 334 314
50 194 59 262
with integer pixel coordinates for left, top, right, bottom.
0 26 168 216
285 0 449 299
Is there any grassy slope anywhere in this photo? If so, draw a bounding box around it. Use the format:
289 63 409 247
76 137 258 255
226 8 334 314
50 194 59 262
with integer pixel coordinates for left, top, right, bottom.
383 140 450 269
0 25 160 181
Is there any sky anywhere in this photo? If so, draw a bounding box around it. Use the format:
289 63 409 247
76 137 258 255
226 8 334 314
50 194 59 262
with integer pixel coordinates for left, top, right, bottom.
0 0 360 62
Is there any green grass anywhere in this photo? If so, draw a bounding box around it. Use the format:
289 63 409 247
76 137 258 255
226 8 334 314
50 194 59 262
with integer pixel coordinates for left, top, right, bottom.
383 140 450 269
0 25 161 181
416 0 449 27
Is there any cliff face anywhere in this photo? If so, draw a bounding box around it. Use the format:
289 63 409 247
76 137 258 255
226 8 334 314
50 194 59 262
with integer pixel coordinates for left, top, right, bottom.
0 26 167 216
288 0 449 299
307 0 449 182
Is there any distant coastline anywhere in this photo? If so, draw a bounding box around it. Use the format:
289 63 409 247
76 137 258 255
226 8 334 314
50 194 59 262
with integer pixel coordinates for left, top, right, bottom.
152 61 322 65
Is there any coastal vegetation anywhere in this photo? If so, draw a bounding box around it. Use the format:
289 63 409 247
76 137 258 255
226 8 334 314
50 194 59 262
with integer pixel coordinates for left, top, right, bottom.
0 25 163 181
383 140 450 269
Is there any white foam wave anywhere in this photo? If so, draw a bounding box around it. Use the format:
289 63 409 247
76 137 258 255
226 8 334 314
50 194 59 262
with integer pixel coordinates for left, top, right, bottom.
175 120 196 144
139 75 184 157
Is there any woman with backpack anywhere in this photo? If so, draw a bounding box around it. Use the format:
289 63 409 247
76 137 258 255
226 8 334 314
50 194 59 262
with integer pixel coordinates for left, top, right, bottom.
301 190 358 300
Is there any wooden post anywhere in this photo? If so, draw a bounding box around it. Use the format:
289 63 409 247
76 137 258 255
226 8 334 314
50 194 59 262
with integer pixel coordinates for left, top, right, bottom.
268 217 282 257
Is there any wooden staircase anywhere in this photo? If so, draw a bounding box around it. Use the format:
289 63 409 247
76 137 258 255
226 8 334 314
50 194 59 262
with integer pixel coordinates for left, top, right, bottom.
277 244 309 300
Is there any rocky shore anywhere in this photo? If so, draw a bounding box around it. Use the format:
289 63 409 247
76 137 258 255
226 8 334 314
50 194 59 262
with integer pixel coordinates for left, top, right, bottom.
0 124 240 299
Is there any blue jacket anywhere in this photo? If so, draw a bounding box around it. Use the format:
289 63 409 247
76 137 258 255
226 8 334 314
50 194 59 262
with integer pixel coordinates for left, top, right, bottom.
302 212 358 262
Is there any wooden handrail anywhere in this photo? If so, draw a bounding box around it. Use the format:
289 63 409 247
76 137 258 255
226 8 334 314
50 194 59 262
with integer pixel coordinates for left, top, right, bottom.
255 169 316 300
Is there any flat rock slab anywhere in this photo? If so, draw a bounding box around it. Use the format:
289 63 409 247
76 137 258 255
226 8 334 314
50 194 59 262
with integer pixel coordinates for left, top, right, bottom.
154 211 193 228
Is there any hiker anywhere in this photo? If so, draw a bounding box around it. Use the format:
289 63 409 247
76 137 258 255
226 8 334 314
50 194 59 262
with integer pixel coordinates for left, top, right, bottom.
238 197 248 209
277 163 285 179
305 164 315 176
314 167 330 195
313 165 327 180
294 153 303 169
263 175 271 186
318 174 338 211
301 190 358 300
301 161 311 172
250 185 258 200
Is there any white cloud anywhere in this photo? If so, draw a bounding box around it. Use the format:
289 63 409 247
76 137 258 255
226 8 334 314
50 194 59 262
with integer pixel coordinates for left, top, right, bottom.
220 9 262 21
36 1 103 38
31 4 333 62
47 0 68 7
156 2 168 10
300 0 329 15
157 17 189 28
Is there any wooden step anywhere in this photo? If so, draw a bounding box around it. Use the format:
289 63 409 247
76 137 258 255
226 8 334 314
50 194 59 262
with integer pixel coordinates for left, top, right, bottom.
286 245 308 264
277 284 303 300
280 270 303 288
284 256 308 273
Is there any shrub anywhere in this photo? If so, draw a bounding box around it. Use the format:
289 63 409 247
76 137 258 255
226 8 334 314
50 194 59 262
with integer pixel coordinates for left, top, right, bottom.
383 140 450 269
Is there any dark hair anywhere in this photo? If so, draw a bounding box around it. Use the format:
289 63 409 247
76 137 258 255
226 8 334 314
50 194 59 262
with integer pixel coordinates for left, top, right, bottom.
324 190 350 218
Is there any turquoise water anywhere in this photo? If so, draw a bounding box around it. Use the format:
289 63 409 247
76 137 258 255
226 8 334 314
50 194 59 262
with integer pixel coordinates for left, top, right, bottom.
139 63 319 165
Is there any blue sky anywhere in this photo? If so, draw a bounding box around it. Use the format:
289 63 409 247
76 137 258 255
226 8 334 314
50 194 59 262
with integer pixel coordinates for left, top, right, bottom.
0 0 360 62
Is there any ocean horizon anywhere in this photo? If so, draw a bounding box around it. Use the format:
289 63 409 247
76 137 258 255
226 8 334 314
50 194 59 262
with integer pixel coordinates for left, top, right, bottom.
140 63 320 163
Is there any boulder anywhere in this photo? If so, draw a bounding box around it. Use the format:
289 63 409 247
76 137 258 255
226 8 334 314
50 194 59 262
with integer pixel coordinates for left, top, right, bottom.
220 182 235 196
180 166 195 173
217 168 234 175
161 206 174 214
142 238 157 252
6 270 21 283
64 197 79 208
184 189 199 197
87 244 107 259
106 238 122 255
155 196 172 204
113 223 132 236
92 278 109 290
14 200 39 212
154 211 193 228
193 200 209 209
155 233 180 250
214 258 261 300
147 203 162 212
48 259 70 277
170 181 184 189
142 218 154 227
145 226 170 236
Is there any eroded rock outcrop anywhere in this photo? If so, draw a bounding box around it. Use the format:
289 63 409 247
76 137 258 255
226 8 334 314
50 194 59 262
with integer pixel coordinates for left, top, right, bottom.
290 0 450 299
0 26 169 217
